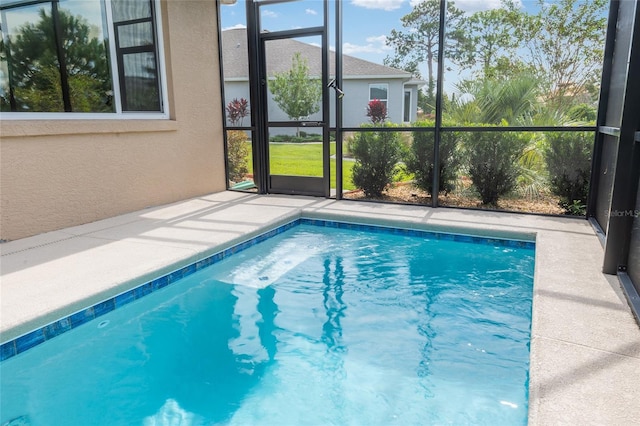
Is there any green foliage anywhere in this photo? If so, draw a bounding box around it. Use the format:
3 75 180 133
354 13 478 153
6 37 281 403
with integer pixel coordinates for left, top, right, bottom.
463 128 528 205
459 7 518 79
350 125 402 198
404 120 460 196
12 65 65 111
385 0 606 120
417 88 437 115
451 75 540 124
269 52 321 136
384 0 466 105
515 0 607 109
517 134 548 199
6 7 112 112
544 132 593 214
564 199 587 217
567 103 597 123
226 130 250 183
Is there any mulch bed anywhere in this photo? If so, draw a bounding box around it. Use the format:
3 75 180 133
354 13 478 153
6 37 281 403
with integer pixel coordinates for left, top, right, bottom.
343 181 566 215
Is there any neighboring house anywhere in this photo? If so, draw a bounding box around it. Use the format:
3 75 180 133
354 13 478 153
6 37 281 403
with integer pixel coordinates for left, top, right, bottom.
221 28 425 129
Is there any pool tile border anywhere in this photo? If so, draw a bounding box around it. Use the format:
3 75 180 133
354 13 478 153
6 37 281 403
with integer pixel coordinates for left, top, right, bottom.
301 218 535 249
0 217 534 362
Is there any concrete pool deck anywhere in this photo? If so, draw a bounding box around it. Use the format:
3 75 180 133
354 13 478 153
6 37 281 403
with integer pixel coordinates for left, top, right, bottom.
1 191 639 424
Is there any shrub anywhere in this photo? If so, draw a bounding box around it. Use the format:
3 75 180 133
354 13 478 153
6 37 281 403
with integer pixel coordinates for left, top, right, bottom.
404 120 460 196
226 98 249 126
567 103 597 123
225 98 250 182
464 130 528 205
226 130 250 182
366 99 387 124
350 125 402 197
270 133 324 143
544 132 593 214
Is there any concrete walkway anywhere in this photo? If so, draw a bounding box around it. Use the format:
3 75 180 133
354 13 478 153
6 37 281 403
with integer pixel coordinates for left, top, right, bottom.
1 191 639 424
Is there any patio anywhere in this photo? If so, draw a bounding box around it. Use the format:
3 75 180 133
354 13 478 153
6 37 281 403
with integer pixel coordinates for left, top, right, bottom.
1 191 638 424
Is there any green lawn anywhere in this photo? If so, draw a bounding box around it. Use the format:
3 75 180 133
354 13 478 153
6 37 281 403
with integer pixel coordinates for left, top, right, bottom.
245 142 356 191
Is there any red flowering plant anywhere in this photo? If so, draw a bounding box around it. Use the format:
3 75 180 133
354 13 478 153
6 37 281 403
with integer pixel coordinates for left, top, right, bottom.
226 97 249 126
366 99 387 124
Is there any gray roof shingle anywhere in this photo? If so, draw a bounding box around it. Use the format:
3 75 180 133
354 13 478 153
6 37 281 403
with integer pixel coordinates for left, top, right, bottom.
222 28 414 81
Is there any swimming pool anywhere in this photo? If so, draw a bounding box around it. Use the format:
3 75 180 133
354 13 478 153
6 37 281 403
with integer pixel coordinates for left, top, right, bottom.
0 219 535 425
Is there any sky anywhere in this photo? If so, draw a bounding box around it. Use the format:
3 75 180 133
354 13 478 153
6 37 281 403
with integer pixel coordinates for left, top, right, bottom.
219 0 537 93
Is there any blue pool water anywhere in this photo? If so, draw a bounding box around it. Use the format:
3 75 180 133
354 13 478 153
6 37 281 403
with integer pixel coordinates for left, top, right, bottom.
1 222 535 425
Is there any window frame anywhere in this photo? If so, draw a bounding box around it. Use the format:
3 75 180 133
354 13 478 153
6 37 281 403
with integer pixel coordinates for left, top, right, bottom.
368 83 389 108
403 88 411 123
0 0 169 120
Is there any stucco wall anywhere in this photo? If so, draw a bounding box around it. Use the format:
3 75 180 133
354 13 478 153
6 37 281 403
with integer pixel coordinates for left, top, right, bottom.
0 1 226 241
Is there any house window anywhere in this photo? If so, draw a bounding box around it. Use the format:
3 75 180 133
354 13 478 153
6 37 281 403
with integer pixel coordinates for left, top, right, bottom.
0 0 165 116
403 89 411 122
369 83 388 108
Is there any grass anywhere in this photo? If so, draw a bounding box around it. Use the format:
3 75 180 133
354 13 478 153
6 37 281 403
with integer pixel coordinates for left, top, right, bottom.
244 142 356 191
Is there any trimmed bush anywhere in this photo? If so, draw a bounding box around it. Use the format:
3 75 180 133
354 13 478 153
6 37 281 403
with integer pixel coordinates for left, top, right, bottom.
404 120 460 196
226 130 250 182
464 130 528 205
350 125 402 197
544 132 592 213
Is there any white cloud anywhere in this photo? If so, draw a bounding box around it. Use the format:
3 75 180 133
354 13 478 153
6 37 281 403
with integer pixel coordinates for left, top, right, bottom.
454 0 523 13
342 34 391 55
366 35 391 47
408 0 523 13
262 9 278 18
305 8 318 15
351 0 405 12
343 42 381 55
342 32 392 55
222 23 246 31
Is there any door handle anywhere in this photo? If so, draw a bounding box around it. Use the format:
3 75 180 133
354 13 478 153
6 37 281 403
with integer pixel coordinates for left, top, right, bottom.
300 121 324 126
327 79 345 99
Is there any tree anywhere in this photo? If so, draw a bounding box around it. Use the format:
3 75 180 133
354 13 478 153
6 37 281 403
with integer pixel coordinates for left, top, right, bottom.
459 7 519 79
5 7 112 112
384 0 466 114
515 0 607 109
269 52 322 137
